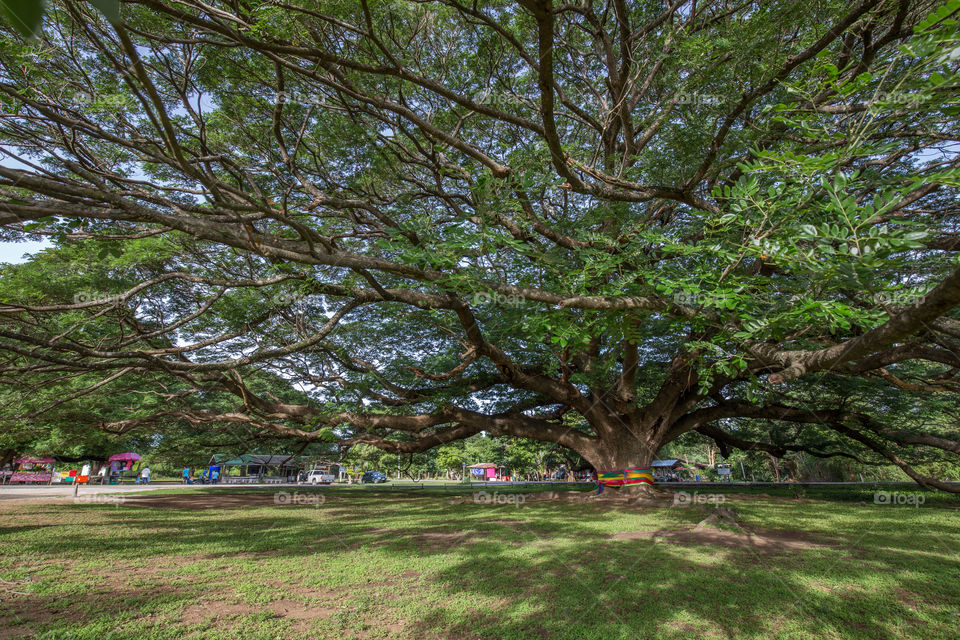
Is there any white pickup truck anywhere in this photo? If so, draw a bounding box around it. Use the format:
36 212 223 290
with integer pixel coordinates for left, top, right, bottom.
304 468 336 485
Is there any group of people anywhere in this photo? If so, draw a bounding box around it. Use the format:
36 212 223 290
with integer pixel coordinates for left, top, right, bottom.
89 465 224 484
181 467 220 484
88 464 223 484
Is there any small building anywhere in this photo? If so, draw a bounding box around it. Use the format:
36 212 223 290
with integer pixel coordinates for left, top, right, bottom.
651 459 686 480
466 462 503 480
209 454 307 484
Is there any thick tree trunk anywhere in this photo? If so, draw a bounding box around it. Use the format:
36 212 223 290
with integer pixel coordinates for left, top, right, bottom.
590 445 655 471
0 449 16 469
576 417 660 471
572 423 660 483
586 436 661 496
766 453 781 482
552 415 668 496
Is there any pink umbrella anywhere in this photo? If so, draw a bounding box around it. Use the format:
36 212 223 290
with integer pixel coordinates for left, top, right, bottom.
108 453 141 462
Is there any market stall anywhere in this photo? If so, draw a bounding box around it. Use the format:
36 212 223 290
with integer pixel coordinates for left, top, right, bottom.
106 453 141 485
7 457 56 484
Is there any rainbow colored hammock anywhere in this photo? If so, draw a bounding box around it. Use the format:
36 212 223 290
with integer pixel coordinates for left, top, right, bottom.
596 467 654 493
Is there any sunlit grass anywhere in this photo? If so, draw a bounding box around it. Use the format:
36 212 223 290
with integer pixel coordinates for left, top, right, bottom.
1 488 957 639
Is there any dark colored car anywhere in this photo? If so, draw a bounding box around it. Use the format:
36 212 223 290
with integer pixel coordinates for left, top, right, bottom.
361 471 387 483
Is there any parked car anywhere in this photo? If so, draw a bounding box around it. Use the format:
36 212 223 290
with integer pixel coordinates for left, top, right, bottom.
304 468 335 485
361 471 387 484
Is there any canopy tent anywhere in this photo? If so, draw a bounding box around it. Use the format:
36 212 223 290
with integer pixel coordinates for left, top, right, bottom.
105 453 142 483
209 454 306 484
108 452 141 462
651 459 682 468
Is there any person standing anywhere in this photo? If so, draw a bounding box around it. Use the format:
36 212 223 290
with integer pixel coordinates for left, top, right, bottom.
211 468 220 484
140 466 151 484
182 467 190 484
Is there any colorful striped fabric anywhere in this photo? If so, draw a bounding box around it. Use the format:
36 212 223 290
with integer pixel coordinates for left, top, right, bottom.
597 467 654 487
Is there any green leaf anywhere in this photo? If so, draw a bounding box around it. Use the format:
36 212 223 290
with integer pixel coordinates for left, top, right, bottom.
0 0 44 37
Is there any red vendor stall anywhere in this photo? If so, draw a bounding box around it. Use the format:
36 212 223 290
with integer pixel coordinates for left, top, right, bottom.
8 457 56 484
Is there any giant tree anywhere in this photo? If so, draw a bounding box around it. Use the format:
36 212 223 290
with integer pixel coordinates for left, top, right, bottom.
1 0 960 489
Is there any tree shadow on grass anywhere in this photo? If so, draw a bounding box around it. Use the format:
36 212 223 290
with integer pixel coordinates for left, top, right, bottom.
0 494 958 639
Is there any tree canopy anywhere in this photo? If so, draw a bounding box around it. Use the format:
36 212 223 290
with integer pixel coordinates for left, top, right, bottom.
1 0 959 489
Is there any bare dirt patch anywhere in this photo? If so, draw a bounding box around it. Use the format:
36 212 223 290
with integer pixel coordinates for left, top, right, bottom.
609 525 840 553
667 621 701 634
667 527 836 552
1 586 188 639
0 600 66 639
180 601 254 625
895 588 922 610
3 556 191 596
449 488 674 508
723 492 820 504
533 488 680 508
266 581 355 604
412 530 473 551
180 597 337 630
119 493 318 510
361 527 396 535
0 577 68 639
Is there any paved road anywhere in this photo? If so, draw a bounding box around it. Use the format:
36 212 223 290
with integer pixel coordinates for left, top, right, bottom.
0 483 283 501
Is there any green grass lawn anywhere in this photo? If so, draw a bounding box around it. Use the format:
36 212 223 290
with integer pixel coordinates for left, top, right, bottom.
1 487 958 639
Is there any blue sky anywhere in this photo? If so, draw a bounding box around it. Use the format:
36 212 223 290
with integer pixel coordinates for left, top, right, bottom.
0 239 49 264
0 150 50 264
